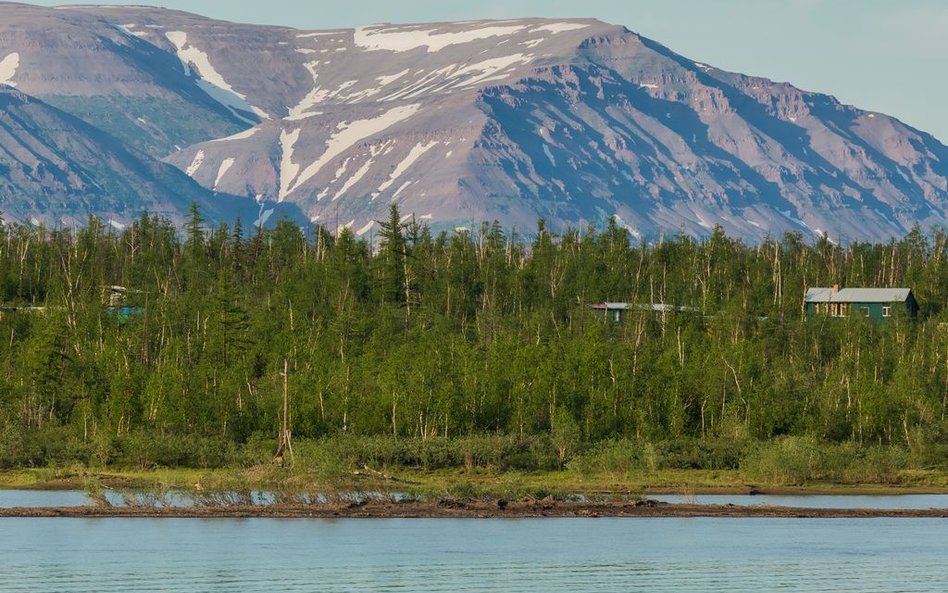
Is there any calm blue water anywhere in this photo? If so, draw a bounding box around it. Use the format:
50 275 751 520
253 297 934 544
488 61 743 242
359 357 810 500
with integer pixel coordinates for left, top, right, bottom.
0 491 88 508
3 489 947 509
0 517 945 592
650 493 948 509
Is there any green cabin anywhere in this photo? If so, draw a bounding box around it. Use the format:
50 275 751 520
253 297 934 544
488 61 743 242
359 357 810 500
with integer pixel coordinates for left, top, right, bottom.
804 286 918 321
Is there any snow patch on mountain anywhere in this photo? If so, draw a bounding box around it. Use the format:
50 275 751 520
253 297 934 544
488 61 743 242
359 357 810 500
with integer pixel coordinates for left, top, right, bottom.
334 158 375 200
354 24 528 53
209 127 259 143
254 207 275 227
113 23 147 38
278 128 302 201
612 215 641 239
297 31 343 39
391 180 413 201
283 104 421 199
377 141 438 194
382 54 533 101
377 69 410 86
531 23 590 34
333 158 352 181
214 158 235 190
186 150 205 176
287 60 327 120
448 54 533 88
165 31 270 123
0 53 19 87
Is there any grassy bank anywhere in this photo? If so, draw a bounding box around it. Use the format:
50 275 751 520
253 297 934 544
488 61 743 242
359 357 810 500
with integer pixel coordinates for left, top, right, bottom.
2 433 946 497
2 466 947 498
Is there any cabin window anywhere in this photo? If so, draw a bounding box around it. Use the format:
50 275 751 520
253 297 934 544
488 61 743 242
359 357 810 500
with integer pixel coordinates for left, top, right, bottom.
861 307 870 318
830 303 848 317
613 310 621 322
882 306 891 318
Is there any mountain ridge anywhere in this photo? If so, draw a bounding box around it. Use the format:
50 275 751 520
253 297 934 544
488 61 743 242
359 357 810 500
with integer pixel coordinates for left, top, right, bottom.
0 3 944 240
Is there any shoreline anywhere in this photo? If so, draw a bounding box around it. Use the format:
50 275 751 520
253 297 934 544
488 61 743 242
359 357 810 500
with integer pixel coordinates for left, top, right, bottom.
3 467 947 497
2 499 946 519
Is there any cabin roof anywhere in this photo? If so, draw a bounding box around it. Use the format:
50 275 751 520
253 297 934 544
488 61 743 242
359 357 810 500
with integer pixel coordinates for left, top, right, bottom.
804 287 913 303
592 302 631 310
591 302 699 313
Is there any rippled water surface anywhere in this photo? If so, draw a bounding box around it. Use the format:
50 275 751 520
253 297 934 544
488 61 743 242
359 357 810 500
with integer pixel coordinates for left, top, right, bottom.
1 517 946 592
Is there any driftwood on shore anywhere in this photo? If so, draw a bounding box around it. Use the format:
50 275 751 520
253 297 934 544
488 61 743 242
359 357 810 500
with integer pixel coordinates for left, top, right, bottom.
351 466 422 485
1 499 946 519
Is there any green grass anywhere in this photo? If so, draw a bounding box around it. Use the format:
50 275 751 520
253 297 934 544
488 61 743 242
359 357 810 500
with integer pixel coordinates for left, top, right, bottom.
2 465 946 497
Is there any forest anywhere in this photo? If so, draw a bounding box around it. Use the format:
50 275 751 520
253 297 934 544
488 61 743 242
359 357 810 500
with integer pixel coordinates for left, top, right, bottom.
0 205 945 485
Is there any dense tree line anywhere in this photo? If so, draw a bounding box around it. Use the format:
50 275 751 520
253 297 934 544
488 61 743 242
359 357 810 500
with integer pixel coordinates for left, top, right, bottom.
0 205 945 470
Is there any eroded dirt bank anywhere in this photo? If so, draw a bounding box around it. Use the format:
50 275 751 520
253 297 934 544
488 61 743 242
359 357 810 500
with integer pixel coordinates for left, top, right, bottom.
2 499 946 519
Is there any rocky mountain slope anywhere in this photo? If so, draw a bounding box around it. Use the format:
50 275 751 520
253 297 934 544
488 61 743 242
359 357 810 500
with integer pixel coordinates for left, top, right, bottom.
0 85 271 226
0 2 944 240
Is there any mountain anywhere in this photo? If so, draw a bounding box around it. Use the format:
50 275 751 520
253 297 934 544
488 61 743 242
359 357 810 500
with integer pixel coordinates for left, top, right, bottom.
0 2 945 241
0 85 274 227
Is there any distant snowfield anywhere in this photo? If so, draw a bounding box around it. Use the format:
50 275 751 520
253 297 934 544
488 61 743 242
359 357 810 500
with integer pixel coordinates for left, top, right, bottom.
165 31 270 123
333 157 375 201
377 141 438 194
353 21 591 53
280 104 422 200
531 23 589 34
354 24 529 52
0 52 19 87
287 60 326 120
448 53 533 88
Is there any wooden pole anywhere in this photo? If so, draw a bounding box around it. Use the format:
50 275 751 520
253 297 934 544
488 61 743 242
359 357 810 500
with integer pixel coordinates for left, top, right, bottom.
274 358 293 466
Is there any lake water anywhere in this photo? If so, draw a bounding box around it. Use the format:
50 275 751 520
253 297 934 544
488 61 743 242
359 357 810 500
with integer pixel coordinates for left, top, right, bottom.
650 493 948 509
0 517 945 592
0 490 89 508
2 489 947 510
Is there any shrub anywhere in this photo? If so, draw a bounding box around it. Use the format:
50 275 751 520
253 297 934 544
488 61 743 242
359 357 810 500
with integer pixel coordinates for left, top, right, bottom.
741 437 914 485
567 439 643 475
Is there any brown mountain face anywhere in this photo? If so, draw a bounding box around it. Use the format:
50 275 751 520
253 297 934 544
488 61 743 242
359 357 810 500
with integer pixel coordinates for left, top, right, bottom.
0 3 945 240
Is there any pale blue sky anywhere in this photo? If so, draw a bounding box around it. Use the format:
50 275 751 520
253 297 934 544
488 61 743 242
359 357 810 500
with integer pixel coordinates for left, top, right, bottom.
35 0 948 142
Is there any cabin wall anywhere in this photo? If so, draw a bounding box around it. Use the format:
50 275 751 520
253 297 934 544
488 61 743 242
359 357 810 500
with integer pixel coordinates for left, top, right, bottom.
805 301 912 321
